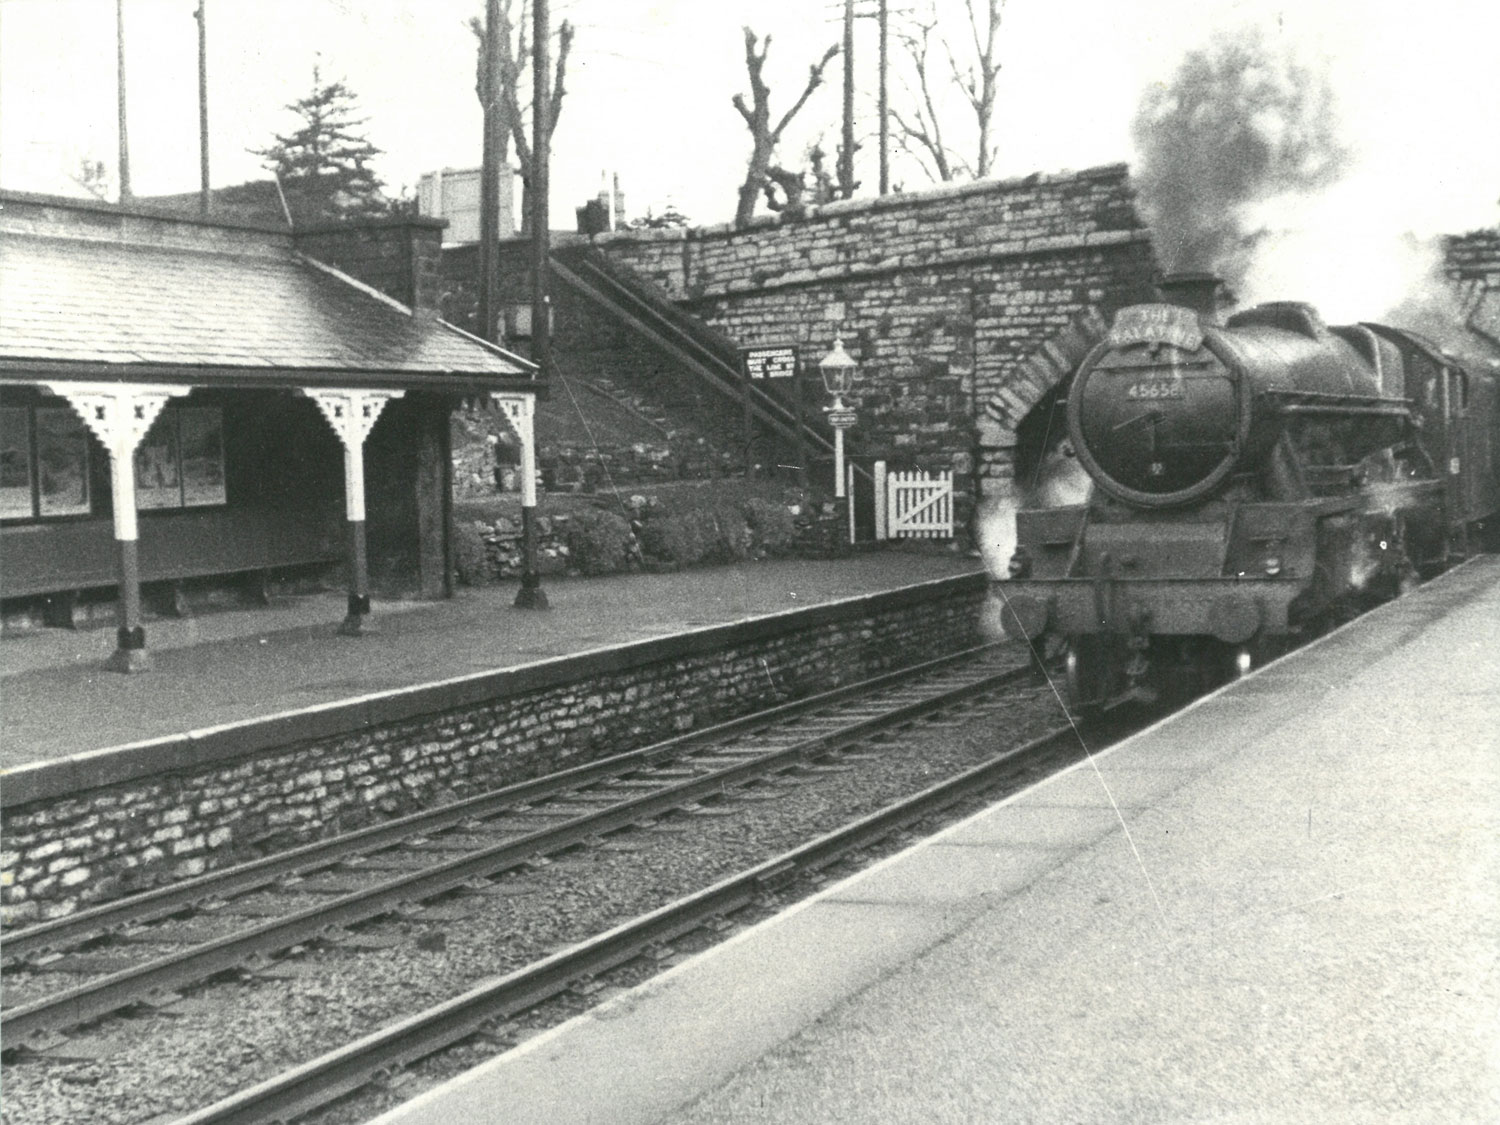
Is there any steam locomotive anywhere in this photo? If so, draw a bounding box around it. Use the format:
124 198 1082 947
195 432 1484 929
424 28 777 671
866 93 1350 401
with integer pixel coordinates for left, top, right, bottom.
993 274 1500 715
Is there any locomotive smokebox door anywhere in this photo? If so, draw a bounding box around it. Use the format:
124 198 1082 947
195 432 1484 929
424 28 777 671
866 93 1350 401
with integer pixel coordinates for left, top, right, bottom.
1067 303 1252 510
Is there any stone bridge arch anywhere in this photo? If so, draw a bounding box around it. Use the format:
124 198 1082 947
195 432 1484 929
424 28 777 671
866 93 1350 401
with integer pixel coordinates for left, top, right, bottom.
977 308 1109 503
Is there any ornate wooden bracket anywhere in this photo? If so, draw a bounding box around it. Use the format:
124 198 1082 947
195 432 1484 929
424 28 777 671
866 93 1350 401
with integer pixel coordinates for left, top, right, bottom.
302 389 403 521
493 392 539 506
45 382 190 540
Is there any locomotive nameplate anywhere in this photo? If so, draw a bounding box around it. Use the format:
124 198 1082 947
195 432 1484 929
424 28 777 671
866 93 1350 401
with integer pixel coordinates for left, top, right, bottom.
1107 305 1204 351
1126 379 1186 400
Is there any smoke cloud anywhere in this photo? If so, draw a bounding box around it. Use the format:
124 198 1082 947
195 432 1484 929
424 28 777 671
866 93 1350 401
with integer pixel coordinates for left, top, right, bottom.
1132 28 1350 294
1132 26 1496 344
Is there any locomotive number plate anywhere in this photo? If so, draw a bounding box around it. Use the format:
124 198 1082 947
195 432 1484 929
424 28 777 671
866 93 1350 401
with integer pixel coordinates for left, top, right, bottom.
1126 379 1185 400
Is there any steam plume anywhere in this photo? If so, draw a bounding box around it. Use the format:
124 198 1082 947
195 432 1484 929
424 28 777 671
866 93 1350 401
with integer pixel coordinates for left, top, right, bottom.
1132 28 1350 294
978 444 1090 641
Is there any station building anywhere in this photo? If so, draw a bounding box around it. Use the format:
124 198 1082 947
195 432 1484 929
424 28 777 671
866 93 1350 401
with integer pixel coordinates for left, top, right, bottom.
0 191 539 668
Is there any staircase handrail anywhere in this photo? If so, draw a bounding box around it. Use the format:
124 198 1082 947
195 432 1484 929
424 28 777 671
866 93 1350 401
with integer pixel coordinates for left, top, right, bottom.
549 251 840 460
555 245 748 373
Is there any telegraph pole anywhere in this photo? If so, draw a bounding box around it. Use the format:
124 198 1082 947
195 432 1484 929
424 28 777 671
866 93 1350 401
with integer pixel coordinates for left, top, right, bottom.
478 0 502 345
839 0 855 198
878 0 889 195
116 0 131 200
195 1 209 216
516 0 550 610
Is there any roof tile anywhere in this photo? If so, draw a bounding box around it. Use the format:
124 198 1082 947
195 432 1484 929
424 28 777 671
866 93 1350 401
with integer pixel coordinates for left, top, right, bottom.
0 233 532 386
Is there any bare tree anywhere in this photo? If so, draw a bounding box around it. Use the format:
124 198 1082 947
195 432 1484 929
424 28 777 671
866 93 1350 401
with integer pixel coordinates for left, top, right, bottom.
805 141 840 205
472 2 516 169
469 0 574 218
763 165 809 219
892 18 957 182
892 0 1005 183
732 28 839 228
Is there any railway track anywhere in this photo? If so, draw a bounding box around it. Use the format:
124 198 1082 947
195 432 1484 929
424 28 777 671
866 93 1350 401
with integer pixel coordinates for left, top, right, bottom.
171 717 1089 1125
2 644 1028 1050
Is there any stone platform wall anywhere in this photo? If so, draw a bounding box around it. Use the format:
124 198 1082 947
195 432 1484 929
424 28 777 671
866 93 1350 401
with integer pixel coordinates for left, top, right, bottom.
1 575 988 923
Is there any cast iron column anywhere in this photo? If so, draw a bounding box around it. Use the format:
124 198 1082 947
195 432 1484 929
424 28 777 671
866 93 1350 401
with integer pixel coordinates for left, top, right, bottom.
304 389 403 635
49 383 188 671
495 393 543 602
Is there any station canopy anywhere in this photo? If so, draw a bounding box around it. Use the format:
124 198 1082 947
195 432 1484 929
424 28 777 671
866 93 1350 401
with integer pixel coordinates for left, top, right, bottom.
0 220 535 394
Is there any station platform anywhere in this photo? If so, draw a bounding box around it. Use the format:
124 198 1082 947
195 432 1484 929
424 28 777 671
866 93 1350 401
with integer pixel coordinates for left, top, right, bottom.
0 553 978 771
371 555 1500 1125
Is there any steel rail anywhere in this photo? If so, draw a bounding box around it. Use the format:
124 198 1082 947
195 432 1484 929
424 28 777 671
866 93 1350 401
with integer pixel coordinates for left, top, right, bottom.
3 657 1027 1043
169 721 1083 1125
4 643 1008 965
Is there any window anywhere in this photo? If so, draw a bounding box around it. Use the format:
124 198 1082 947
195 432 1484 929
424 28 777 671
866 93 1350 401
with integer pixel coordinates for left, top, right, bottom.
0 407 31 519
0 406 97 520
0 401 228 522
135 406 226 509
3 405 94 520
135 411 182 509
180 407 226 505
36 408 92 516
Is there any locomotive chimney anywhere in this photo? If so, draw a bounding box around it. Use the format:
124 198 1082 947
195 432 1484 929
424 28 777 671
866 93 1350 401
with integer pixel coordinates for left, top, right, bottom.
1158 272 1228 321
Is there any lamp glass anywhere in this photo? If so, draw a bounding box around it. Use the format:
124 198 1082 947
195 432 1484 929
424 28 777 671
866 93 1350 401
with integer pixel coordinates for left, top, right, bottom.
819 338 857 397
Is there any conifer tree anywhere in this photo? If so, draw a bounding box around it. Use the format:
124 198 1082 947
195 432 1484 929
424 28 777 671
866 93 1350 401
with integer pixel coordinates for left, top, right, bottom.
254 67 397 225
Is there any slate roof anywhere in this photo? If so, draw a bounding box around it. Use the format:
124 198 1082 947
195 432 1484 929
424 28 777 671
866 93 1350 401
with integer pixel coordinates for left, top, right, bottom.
0 231 535 392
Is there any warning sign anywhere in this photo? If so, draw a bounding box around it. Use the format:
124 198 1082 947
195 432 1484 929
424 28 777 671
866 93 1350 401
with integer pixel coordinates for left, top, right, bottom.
742 346 798 380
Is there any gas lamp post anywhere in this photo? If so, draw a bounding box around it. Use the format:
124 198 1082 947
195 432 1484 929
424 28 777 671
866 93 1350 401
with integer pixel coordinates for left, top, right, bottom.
818 338 859 499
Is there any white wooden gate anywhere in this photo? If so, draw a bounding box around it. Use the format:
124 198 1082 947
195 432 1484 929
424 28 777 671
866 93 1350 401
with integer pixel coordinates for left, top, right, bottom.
875 462 954 540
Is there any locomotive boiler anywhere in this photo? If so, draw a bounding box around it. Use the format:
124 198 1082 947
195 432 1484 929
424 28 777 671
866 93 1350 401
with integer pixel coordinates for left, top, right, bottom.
994 275 1500 715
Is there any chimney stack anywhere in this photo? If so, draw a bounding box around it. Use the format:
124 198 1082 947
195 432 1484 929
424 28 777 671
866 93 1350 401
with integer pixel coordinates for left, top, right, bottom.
296 216 447 322
1158 272 1226 320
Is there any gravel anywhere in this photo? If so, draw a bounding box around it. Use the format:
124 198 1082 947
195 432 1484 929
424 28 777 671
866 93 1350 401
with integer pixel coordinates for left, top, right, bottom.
1 671 1069 1125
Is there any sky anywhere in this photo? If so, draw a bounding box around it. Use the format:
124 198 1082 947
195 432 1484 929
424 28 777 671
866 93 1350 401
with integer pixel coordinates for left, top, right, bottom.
2 0 1497 245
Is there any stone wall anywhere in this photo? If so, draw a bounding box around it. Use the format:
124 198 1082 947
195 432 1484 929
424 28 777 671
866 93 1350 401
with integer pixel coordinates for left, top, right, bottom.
1 575 987 923
596 165 1160 510
1443 228 1500 348
1445 228 1500 282
438 242 753 488
295 216 448 317
454 493 854 584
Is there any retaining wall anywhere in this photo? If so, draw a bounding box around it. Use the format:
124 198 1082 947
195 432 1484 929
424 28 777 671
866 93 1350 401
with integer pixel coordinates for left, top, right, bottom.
1 574 988 924
595 165 1159 496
